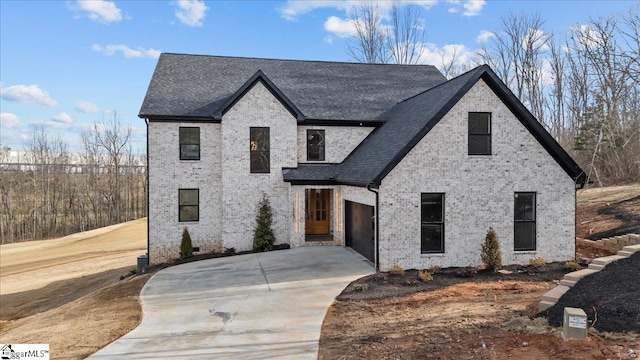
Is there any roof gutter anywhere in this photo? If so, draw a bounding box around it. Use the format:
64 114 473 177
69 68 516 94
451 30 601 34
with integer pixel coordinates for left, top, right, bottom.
367 183 380 271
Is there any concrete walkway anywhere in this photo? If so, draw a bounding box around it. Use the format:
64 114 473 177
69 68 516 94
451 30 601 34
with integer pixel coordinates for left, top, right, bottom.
90 247 374 359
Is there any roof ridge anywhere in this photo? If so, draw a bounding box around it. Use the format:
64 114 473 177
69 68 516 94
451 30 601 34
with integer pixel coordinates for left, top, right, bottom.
389 64 487 106
160 52 439 68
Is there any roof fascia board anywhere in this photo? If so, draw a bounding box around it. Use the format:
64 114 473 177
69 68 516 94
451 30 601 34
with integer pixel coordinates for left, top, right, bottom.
299 119 383 127
213 70 305 121
142 115 220 123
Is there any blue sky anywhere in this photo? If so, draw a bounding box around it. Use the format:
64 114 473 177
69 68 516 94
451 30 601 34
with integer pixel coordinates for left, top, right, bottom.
1 0 636 154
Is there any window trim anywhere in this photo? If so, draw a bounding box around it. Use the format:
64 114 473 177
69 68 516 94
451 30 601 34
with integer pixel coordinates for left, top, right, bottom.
250 127 270 173
421 193 445 254
468 112 492 155
306 129 326 162
514 192 536 251
178 188 199 222
179 127 200 161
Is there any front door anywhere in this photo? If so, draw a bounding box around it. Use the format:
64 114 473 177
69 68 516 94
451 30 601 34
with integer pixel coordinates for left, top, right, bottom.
305 189 331 235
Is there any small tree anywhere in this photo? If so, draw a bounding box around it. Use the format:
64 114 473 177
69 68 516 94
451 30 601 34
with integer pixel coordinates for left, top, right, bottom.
481 227 502 271
253 193 275 252
180 227 193 259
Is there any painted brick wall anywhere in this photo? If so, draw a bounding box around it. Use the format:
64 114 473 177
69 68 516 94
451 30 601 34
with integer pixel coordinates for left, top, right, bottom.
378 79 576 270
221 81 298 252
148 122 222 264
296 126 373 163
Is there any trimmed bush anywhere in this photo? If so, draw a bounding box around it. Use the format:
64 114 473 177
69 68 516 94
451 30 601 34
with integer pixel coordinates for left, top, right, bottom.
481 227 502 271
253 193 276 252
180 227 193 259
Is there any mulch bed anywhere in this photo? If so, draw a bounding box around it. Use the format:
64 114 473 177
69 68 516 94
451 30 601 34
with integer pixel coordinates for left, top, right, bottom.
537 252 640 333
338 262 568 302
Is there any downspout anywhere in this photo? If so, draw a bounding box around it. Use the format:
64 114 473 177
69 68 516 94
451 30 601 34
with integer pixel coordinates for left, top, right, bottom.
367 184 380 271
145 118 150 266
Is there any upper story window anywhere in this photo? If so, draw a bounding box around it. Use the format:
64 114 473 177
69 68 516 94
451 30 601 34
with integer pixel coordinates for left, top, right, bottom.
179 188 199 222
468 112 491 155
179 127 200 160
421 193 445 253
307 129 325 161
250 127 270 173
514 192 536 251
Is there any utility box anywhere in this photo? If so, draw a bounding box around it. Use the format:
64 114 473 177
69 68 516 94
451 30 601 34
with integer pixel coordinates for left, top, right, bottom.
562 307 588 340
137 254 148 274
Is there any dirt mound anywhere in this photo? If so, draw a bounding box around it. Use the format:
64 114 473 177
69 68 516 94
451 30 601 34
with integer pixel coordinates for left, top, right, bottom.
537 252 640 333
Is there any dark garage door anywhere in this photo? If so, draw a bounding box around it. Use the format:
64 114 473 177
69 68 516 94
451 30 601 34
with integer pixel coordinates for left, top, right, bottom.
345 201 375 263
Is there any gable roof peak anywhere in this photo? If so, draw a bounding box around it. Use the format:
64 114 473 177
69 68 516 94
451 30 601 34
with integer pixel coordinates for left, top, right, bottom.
213 69 305 121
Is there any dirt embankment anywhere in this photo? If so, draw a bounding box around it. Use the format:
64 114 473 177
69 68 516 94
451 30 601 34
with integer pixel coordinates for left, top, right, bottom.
0 219 148 359
576 184 640 239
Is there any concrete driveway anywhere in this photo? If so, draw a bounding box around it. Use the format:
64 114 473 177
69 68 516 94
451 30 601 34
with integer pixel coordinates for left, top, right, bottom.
90 246 374 359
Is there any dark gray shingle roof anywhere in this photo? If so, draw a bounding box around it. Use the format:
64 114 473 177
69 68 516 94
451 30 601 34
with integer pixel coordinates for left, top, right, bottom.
285 65 586 186
139 53 447 121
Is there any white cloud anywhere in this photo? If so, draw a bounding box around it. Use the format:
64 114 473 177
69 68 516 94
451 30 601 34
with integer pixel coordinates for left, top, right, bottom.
279 1 437 21
0 83 58 107
1 113 22 129
74 0 122 23
521 28 550 52
417 43 478 75
323 16 359 38
570 24 602 49
52 112 73 124
279 1 349 21
75 101 101 113
92 44 161 59
462 0 485 16
476 30 495 43
174 0 208 27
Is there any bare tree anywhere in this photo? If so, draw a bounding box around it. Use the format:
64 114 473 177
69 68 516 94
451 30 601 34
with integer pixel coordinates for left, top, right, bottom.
388 1 425 64
91 111 132 223
348 2 388 63
348 1 427 64
479 12 551 124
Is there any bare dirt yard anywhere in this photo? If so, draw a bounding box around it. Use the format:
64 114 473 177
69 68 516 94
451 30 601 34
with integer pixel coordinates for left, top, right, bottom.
0 219 149 359
319 183 640 360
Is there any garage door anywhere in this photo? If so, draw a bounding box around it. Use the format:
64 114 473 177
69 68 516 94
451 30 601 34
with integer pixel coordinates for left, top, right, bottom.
345 200 375 263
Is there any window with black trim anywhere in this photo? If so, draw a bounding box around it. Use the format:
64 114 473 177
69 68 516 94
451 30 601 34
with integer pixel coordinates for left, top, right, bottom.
179 127 200 160
468 112 491 155
307 129 325 161
179 189 199 222
250 127 270 173
514 192 536 251
421 193 444 253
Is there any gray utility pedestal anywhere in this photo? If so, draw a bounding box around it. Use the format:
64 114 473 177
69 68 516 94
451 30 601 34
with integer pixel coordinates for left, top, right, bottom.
562 307 588 340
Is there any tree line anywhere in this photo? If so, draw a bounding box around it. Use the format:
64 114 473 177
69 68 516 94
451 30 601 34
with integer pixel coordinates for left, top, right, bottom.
348 2 639 186
0 113 147 244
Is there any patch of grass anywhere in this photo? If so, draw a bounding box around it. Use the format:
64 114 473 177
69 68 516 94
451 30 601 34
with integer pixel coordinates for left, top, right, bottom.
418 270 433 281
353 283 368 292
427 265 441 274
528 256 548 268
388 263 405 276
564 261 582 271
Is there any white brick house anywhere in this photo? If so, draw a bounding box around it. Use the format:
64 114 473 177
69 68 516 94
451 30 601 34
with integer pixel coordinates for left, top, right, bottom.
140 53 586 270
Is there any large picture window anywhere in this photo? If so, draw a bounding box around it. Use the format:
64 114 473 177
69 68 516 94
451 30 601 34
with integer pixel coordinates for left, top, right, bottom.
307 129 325 161
514 192 536 251
250 127 270 173
468 112 491 155
421 193 444 253
179 189 199 222
179 127 200 160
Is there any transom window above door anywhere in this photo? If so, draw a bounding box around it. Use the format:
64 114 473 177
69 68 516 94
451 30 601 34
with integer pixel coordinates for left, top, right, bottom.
307 129 325 161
